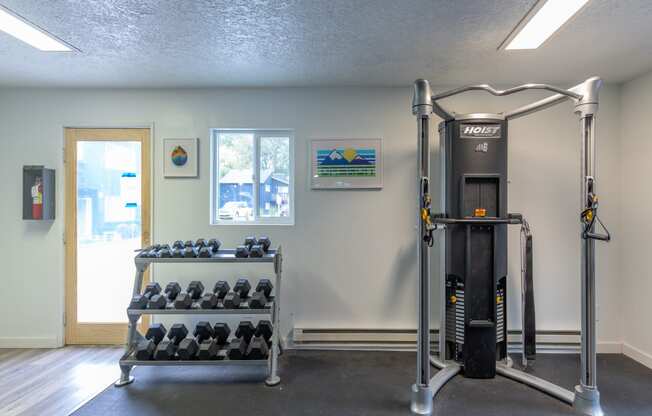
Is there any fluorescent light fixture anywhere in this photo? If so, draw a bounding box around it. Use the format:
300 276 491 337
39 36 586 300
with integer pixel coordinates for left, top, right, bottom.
0 5 73 51
502 0 590 50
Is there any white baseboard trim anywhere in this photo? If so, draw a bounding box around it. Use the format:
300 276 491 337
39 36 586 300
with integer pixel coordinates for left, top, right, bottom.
0 337 61 348
292 328 624 355
623 343 652 369
597 341 623 354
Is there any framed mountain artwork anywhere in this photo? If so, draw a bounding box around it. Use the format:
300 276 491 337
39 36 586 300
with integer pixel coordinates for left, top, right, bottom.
310 138 383 189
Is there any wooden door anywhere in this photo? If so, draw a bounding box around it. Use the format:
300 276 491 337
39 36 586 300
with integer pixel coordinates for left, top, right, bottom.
64 128 151 344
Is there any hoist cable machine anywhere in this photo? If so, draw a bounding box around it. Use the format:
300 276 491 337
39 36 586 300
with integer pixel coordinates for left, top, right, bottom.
410 76 611 416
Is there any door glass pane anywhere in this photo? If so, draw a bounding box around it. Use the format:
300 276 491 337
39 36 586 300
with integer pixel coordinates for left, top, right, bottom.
77 141 141 323
259 136 290 218
217 133 254 222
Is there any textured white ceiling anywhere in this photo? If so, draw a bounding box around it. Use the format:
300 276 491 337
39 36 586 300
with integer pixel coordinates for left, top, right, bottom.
0 0 651 87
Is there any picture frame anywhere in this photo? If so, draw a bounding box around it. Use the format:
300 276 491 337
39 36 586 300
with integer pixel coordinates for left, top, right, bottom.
310 138 383 189
163 138 198 178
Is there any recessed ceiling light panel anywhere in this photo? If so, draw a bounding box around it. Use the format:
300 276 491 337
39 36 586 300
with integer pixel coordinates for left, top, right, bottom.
501 0 590 50
0 5 75 52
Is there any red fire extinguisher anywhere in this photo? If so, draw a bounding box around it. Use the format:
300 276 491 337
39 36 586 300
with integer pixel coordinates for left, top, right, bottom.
31 176 43 219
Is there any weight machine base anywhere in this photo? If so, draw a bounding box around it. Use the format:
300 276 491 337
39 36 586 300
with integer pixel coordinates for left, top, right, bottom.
410 383 434 415
412 354 587 415
573 384 604 416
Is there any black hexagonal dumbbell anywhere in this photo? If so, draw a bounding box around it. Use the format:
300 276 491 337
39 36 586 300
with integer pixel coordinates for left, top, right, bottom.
172 247 184 257
257 236 271 252
196 322 231 361
155 244 172 258
154 324 188 360
247 320 274 359
184 240 195 248
197 323 230 361
140 244 160 258
148 282 182 309
228 321 255 360
223 278 251 309
249 279 273 309
244 236 257 249
183 246 197 258
199 280 230 309
172 240 184 250
177 321 214 360
235 245 249 258
255 320 274 347
213 322 231 346
246 336 269 360
135 323 167 360
174 281 204 309
249 245 265 258
208 239 221 252
129 282 161 309
195 238 208 248
198 246 212 258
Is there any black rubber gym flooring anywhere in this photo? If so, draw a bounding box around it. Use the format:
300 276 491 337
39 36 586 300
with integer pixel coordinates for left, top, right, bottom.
74 351 652 416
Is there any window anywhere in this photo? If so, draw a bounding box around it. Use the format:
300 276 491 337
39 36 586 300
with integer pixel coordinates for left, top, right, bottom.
211 129 294 225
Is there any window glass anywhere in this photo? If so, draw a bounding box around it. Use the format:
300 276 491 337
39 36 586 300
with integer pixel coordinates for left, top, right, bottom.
217 133 254 222
259 136 290 218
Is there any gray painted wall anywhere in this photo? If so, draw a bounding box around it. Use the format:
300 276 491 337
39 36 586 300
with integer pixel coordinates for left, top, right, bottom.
621 70 652 366
0 85 622 349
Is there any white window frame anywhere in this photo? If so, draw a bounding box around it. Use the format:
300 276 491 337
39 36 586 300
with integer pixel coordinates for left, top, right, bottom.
210 128 295 225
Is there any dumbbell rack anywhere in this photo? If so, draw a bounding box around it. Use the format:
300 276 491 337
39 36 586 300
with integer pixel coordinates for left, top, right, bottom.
115 246 283 387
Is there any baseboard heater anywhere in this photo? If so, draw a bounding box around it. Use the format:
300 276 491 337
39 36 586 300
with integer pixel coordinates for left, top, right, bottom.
291 328 581 353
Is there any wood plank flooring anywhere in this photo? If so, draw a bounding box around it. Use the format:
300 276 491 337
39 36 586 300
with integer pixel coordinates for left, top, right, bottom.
0 346 123 416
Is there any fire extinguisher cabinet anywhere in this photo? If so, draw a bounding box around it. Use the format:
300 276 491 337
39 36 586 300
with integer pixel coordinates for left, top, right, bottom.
23 165 55 220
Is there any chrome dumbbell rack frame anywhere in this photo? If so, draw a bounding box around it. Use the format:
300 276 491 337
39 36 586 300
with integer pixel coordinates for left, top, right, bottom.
114 246 283 387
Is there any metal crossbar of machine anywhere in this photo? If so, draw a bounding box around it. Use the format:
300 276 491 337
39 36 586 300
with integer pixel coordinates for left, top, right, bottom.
410 77 611 416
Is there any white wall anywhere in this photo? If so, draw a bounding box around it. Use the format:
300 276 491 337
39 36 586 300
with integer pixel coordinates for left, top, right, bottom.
620 70 652 367
0 84 622 349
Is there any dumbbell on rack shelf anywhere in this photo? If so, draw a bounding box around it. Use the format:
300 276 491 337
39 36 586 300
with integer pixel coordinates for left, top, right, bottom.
183 246 197 258
199 280 230 309
247 320 273 359
249 279 273 309
128 283 161 309
154 324 188 360
228 321 255 360
235 245 249 258
177 321 214 360
235 236 272 258
140 245 159 258
135 323 167 360
196 323 231 360
174 281 204 309
250 236 271 258
255 320 274 347
223 278 251 309
147 282 182 309
208 238 221 251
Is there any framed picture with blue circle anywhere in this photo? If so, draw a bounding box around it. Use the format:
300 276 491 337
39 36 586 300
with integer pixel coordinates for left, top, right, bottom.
163 138 198 178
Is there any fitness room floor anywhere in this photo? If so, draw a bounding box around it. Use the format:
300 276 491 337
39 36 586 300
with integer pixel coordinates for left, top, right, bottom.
56 349 652 416
2 347 651 415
